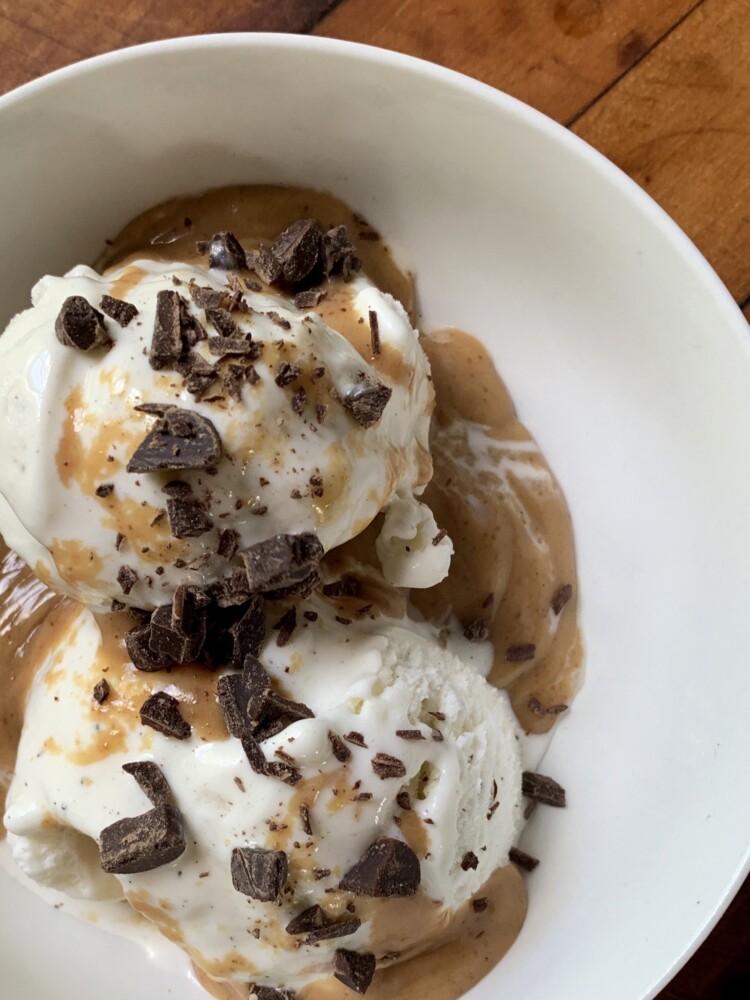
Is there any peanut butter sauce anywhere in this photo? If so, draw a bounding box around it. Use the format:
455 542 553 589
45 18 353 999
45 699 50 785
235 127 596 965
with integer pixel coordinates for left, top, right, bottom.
0 185 581 998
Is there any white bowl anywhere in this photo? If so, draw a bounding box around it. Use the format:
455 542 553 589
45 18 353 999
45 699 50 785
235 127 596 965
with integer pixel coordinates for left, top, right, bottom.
0 34 748 1000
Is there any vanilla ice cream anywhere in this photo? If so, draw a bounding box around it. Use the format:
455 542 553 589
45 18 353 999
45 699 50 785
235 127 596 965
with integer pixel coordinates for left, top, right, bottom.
0 258 439 612
4 599 524 992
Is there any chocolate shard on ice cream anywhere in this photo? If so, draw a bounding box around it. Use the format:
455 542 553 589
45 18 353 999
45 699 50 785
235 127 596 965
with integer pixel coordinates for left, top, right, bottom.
0 186 581 1000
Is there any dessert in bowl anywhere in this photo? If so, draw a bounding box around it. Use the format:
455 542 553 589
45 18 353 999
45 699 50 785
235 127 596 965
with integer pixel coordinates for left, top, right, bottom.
0 33 748 1000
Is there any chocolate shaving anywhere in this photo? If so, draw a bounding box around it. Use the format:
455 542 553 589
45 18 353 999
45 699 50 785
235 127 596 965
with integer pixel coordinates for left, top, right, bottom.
345 731 367 749
341 373 392 428
127 406 222 473
111 598 125 612
93 679 110 704
472 897 488 913
463 618 489 643
322 226 360 280
328 731 352 763
432 528 447 546
122 760 171 806
217 528 240 560
522 771 566 807
461 851 479 871
230 846 287 901
368 310 381 355
396 791 411 811
275 362 302 387
506 643 536 662
509 846 540 871
95 483 114 498
207 231 247 271
149 290 183 369
117 565 138 595
267 310 292 330
55 296 111 351
286 904 327 935
247 243 282 284
551 583 573 615
99 803 185 874
273 607 297 647
371 753 406 780
395 730 424 741
140 692 191 740
125 622 173 672
527 696 568 717
294 288 326 309
291 387 306 414
340 838 420 897
100 294 138 327
270 219 322 283
264 760 302 785
333 950 376 994
250 987 296 1000
166 493 213 538
241 533 324 594
300 803 313 837
322 577 360 598
189 281 227 311
305 919 361 946
313 868 331 881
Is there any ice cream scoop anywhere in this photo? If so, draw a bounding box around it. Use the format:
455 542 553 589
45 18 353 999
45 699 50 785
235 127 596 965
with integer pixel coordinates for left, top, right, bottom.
0 259 437 612
4 600 524 992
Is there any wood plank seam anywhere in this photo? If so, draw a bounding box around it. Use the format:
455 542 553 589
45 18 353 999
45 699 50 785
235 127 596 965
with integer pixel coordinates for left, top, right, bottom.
565 0 707 128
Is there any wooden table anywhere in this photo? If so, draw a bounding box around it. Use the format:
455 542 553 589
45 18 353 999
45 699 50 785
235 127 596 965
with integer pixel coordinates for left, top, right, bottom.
0 2 747 997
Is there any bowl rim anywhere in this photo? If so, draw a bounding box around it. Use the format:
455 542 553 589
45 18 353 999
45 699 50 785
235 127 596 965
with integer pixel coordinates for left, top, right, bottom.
0 30 747 999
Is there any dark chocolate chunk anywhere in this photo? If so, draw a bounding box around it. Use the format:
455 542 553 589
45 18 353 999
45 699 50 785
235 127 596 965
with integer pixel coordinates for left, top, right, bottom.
206 336 262 359
463 618 489 643
395 730 424 741
178 298 207 346
291 387 306 414
117 565 138 595
125 622 173 672
95 482 114 498
140 692 191 740
345 731 367 749
328 731 352 763
127 406 222 473
149 290 183 369
300 803 313 836
149 596 205 664
217 673 251 739
521 771 566 808
322 226 360 280
217 528 239 560
305 918 362 946
249 987 296 1000
509 846 540 871
99 803 185 874
227 596 265 665
472 897 488 913
122 760 171 806
166 493 213 538
371 753 406 780
206 307 240 339
240 730 268 774
313 868 331 881
264 760 302 785
315 403 327 424
333 949 376 994
527 696 568 717
461 851 479 871
270 219 322 283
100 294 138 327
93 678 110 703
368 310 381 356
341 373 392 428
275 362 302 387
247 243 282 284
212 567 253 608
322 577 360 598
396 791 411 811
263 567 321 601
506 643 536 662
241 533 324 594
55 296 111 351
111 598 125 612
230 846 287 901
285 904 327 935
294 287 326 309
177 352 219 396
188 281 227 311
273 607 297 647
340 838 420 897
551 583 573 615
207 231 247 271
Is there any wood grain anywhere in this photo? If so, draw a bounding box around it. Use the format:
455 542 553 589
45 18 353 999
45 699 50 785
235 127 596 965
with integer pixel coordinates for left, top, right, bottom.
315 0 699 124
0 0 338 92
572 0 750 301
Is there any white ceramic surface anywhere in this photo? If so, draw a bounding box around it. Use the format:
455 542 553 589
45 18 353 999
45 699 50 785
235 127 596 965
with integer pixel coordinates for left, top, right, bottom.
0 34 748 1000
